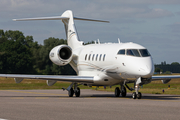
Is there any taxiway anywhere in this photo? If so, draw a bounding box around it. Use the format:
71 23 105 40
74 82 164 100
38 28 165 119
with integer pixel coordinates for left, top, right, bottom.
0 89 180 120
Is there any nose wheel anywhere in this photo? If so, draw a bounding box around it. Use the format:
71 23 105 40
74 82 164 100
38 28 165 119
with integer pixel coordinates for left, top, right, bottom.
136 92 142 99
132 92 136 99
132 92 141 99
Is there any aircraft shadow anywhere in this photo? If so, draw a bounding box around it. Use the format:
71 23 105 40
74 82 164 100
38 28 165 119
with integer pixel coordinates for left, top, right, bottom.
139 95 180 100
0 96 66 98
81 94 180 100
0 94 179 100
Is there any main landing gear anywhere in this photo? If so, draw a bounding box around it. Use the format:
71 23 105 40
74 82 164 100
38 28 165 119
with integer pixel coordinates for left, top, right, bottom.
114 85 127 97
68 87 80 97
66 83 80 97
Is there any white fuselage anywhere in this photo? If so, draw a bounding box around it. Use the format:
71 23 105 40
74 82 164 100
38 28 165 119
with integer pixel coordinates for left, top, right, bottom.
71 42 154 86
9 10 180 99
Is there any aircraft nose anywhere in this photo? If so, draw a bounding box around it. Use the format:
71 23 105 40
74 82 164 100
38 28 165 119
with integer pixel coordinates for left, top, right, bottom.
140 66 153 78
139 62 154 78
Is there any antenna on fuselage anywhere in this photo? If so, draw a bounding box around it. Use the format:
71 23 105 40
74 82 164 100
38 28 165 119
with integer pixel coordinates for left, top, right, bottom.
94 40 97 44
118 38 121 44
97 39 100 44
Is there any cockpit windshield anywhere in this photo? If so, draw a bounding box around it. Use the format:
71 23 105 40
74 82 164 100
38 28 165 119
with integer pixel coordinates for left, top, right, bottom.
117 49 151 57
139 49 151 57
127 49 141 57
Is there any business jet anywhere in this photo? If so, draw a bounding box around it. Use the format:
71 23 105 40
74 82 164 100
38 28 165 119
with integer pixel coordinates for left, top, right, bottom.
1 10 180 99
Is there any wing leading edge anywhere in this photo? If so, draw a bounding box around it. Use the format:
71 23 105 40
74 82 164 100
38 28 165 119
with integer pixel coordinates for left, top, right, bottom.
0 74 94 83
152 75 180 81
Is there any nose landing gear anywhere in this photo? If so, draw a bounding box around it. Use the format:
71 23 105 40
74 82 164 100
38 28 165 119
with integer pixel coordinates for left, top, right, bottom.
132 77 142 99
115 77 143 99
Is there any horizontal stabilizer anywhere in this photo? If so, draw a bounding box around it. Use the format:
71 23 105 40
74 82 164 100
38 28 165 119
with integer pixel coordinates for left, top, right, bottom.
13 16 69 21
74 17 109 23
13 16 109 23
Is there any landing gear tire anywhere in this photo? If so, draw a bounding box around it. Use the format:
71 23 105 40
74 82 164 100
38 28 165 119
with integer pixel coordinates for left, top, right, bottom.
115 87 120 97
137 92 142 99
132 92 136 99
121 86 126 97
68 88 74 97
75 87 80 97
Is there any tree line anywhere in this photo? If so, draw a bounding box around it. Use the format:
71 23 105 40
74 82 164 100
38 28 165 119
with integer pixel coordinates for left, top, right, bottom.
0 29 76 75
1 29 180 75
155 61 180 73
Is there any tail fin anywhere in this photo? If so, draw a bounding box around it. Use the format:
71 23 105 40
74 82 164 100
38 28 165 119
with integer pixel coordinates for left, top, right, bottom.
13 10 109 50
61 10 82 50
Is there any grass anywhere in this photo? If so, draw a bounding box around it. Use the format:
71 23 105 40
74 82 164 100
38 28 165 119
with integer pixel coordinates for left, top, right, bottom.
0 76 180 95
0 77 90 90
94 79 180 95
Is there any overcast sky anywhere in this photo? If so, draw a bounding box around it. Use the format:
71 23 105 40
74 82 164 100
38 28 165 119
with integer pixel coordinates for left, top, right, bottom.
1 0 180 64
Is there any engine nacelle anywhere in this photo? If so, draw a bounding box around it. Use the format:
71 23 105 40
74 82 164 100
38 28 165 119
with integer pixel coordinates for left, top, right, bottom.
49 45 72 66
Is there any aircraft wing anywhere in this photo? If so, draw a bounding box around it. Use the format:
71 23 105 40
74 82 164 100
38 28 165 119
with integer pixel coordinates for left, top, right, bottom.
152 75 180 81
0 74 94 83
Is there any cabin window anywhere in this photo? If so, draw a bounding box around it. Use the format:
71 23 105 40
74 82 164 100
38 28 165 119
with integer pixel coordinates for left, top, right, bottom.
96 54 98 61
99 54 102 61
103 54 106 61
117 49 125 55
92 54 95 61
88 54 91 60
126 49 140 57
139 49 151 57
85 54 87 60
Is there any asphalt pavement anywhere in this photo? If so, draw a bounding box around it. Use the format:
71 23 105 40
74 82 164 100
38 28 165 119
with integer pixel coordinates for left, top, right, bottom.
0 89 180 120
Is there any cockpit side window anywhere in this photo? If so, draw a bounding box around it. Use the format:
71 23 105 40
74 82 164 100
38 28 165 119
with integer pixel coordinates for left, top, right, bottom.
127 49 140 57
139 49 151 57
117 49 125 55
